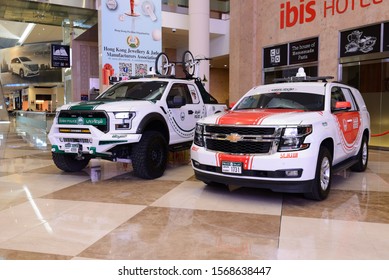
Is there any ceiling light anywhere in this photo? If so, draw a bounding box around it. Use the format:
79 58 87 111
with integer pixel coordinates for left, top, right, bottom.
18 23 36 45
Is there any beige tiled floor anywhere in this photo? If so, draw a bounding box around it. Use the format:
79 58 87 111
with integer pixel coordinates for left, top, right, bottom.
1 120 389 260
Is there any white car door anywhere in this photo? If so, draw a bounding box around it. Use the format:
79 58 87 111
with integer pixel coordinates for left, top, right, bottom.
166 83 204 143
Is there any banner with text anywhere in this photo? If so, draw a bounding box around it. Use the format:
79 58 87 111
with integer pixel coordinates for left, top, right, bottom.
289 37 318 65
263 37 318 69
101 0 162 85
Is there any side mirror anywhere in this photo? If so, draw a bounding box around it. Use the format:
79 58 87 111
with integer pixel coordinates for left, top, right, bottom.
229 102 236 109
335 101 351 110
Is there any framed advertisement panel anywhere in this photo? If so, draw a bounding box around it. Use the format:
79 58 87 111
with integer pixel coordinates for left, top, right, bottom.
51 44 70 68
263 44 288 68
340 24 381 57
289 37 318 65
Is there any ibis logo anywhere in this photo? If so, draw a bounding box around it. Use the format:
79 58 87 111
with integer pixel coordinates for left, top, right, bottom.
279 0 316 29
279 0 384 29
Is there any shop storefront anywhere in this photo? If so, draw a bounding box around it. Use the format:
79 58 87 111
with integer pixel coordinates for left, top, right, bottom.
340 22 389 148
230 0 389 148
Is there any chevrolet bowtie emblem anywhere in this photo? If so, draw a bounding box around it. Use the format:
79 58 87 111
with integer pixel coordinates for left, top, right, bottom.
226 133 242 142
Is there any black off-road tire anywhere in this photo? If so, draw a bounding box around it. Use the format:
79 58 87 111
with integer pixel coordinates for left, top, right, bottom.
52 153 91 172
304 146 332 201
131 131 168 179
351 135 368 172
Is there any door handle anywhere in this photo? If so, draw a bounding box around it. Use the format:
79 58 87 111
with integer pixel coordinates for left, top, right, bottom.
188 110 194 115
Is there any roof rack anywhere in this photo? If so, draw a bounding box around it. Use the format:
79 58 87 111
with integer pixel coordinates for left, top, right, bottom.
109 74 183 84
273 67 334 83
274 75 334 83
109 69 203 85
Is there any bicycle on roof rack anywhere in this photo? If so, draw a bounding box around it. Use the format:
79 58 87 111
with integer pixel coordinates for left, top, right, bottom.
182 50 211 78
155 52 176 76
155 50 211 79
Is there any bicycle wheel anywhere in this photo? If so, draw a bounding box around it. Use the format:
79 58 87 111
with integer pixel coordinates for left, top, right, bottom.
155 52 170 75
182 50 195 77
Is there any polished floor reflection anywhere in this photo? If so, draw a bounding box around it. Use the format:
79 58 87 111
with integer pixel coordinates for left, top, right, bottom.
1 119 389 260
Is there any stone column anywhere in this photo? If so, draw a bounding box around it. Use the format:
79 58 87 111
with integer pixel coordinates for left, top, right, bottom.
189 0 210 90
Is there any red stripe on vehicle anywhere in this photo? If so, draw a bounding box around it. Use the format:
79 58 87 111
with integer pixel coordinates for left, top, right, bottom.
216 109 302 125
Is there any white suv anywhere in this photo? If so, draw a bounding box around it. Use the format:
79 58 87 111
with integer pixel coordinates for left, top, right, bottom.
191 69 370 200
10 57 39 78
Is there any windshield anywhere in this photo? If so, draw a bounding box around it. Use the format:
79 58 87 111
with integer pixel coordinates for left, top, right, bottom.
235 92 324 111
97 81 168 102
19 57 32 62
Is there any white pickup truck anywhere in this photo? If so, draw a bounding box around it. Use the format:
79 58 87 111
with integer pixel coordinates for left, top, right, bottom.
191 70 370 200
49 76 226 179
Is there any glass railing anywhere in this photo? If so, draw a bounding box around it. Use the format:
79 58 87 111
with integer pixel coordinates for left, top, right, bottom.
14 111 55 148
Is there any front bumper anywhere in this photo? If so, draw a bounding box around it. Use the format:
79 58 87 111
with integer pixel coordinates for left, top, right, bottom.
193 169 314 193
48 124 141 156
190 145 319 193
25 69 39 77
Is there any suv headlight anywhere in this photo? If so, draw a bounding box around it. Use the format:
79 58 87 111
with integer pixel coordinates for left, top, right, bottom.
114 111 135 130
278 125 312 152
193 123 205 147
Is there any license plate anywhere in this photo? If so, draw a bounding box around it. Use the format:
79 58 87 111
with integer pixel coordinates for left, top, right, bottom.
222 161 242 174
64 143 79 153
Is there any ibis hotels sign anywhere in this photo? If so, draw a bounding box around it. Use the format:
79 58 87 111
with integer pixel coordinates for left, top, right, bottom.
279 0 384 29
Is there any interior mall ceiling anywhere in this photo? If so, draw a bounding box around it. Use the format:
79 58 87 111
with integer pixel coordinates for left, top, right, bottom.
0 0 97 48
0 0 228 74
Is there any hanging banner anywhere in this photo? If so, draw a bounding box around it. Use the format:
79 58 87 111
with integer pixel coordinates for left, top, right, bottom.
101 0 162 85
51 44 70 68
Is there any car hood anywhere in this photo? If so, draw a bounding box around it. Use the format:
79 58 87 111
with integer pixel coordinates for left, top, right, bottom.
59 99 156 112
22 61 38 65
200 109 324 126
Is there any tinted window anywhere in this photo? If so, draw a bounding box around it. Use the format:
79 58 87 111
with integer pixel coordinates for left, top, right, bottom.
97 81 168 101
236 92 324 111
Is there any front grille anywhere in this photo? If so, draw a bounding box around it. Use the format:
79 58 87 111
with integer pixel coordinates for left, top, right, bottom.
205 126 275 135
58 110 109 133
62 138 91 143
28 64 39 71
206 139 271 154
203 125 280 155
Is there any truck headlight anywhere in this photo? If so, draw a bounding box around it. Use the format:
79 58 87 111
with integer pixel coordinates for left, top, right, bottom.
194 123 205 147
114 112 134 119
279 125 312 152
114 112 135 130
